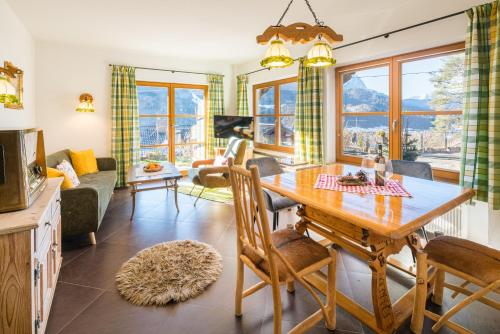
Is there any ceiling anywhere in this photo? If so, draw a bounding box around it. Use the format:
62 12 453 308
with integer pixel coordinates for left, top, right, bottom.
7 0 490 64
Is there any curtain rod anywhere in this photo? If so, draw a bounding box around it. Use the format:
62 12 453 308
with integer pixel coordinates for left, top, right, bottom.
108 64 224 77
241 9 465 76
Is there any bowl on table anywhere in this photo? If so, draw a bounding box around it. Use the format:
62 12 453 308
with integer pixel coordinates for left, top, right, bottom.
143 163 163 173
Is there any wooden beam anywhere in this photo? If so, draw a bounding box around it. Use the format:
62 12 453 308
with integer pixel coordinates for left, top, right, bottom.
256 23 343 45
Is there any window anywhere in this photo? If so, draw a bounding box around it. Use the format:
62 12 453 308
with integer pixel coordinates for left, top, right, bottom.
253 77 297 153
137 82 207 167
336 43 464 181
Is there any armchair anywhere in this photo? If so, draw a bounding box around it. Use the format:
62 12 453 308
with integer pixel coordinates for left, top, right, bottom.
189 137 247 205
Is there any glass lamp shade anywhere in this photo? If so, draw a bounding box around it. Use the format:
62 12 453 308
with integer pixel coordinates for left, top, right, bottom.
0 75 18 104
76 101 95 112
76 94 95 112
304 41 336 68
260 40 294 68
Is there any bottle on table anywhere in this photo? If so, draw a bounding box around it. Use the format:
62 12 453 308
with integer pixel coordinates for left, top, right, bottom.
374 144 386 186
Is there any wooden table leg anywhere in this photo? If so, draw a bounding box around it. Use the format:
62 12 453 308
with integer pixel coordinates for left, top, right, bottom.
369 252 396 332
174 179 179 212
296 208 430 334
130 185 136 220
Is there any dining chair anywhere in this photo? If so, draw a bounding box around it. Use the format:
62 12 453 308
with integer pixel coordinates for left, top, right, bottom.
411 235 500 333
245 157 298 231
391 160 433 181
228 157 338 334
391 160 433 242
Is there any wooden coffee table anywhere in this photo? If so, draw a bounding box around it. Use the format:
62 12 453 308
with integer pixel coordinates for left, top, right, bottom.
127 162 182 219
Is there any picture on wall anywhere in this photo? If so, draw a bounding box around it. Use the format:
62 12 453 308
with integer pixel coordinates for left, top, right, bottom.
0 61 24 110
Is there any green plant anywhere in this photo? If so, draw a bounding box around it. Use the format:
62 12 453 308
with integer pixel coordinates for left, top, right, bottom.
402 128 419 161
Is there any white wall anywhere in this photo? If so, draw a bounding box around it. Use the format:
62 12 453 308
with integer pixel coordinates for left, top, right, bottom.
233 14 469 163
35 41 234 157
0 0 35 128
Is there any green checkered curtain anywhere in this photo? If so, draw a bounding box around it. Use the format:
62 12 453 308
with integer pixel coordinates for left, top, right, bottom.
207 74 225 158
111 65 140 187
294 58 324 165
237 75 249 116
461 1 500 209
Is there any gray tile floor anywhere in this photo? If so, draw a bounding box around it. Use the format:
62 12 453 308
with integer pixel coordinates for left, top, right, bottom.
46 187 499 334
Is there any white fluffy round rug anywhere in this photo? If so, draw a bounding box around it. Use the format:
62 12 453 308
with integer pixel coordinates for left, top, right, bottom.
116 240 223 306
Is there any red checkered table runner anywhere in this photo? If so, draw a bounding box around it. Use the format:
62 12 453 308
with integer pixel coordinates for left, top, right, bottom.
314 174 412 198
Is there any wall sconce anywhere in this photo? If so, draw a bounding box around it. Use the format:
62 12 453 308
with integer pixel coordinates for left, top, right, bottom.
0 61 23 109
76 93 95 112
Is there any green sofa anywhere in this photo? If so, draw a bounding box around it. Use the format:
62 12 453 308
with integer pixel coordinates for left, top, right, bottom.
46 150 117 245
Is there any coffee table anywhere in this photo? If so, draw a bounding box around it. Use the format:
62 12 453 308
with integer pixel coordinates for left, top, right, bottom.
127 162 182 219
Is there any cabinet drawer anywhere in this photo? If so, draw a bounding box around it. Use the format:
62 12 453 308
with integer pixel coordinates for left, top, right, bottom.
35 192 61 252
35 211 52 252
50 189 61 219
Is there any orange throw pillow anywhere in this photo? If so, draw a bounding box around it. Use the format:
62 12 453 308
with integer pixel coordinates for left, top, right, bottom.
70 149 99 176
47 167 74 190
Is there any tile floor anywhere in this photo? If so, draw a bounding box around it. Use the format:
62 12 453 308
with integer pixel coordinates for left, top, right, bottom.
46 187 499 334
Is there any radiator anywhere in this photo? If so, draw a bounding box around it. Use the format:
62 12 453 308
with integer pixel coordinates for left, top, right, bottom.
425 205 464 237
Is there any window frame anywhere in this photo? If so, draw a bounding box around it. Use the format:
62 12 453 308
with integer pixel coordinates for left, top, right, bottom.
137 81 208 164
335 42 465 182
253 77 297 154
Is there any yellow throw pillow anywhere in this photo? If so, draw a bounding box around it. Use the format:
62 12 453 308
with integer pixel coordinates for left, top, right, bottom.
47 167 74 190
70 149 99 176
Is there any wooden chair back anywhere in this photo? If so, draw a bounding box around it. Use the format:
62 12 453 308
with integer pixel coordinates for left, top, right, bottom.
228 157 280 280
229 157 337 333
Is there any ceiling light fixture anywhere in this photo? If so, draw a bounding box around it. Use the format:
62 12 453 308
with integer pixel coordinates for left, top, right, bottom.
257 0 343 69
304 39 336 67
260 39 294 68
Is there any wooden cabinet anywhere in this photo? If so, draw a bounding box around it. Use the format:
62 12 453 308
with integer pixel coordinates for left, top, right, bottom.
0 178 62 334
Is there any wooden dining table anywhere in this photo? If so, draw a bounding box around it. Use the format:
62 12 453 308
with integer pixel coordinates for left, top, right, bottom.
260 163 474 334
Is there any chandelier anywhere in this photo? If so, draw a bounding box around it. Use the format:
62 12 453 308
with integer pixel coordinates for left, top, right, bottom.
257 0 343 69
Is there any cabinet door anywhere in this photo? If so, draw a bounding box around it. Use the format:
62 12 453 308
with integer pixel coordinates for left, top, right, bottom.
34 258 41 334
36 233 53 329
51 215 62 277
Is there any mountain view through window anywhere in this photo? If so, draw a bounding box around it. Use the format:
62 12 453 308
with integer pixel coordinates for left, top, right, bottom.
254 78 297 152
339 47 464 173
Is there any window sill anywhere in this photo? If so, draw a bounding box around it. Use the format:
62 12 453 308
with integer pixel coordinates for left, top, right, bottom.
253 147 293 159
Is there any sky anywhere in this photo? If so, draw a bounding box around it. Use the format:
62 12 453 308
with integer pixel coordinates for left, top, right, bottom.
349 53 464 99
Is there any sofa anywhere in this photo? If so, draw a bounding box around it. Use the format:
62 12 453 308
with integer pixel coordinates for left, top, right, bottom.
46 149 117 245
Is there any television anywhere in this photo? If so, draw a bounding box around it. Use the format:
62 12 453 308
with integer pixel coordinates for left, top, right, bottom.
214 115 254 140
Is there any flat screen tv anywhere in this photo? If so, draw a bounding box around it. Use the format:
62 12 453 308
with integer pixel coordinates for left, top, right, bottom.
214 115 254 140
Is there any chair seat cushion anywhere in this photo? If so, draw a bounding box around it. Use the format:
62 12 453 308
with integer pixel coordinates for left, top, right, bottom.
424 236 500 284
188 167 229 188
191 174 228 188
243 229 330 281
263 189 298 212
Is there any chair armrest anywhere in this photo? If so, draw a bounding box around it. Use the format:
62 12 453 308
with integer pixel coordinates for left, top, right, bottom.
198 166 229 184
192 159 215 168
96 157 117 171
